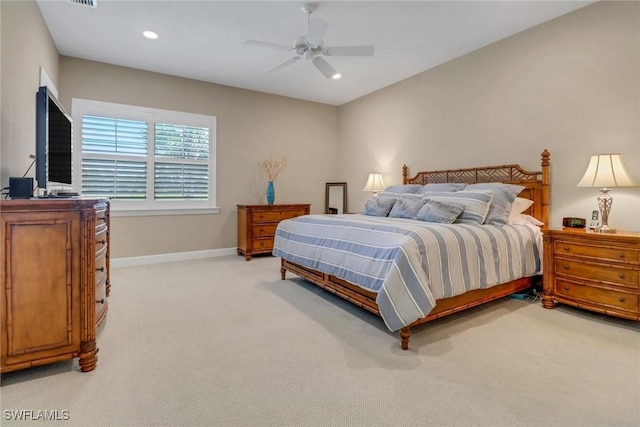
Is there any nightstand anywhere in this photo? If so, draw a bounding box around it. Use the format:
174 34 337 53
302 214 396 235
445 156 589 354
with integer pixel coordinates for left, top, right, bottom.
237 204 310 261
542 228 640 320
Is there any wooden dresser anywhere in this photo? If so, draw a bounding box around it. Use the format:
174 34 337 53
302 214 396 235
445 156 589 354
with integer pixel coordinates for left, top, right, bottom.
237 204 310 261
542 228 640 320
0 198 110 373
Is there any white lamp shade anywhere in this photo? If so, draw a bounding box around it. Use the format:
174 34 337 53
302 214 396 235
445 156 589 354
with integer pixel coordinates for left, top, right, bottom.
363 173 386 192
577 154 638 188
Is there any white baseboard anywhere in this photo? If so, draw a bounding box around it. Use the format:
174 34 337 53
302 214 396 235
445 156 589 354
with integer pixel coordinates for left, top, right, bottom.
111 247 237 268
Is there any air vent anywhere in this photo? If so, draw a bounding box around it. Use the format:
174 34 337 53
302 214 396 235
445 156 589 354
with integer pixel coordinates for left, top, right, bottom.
70 0 97 7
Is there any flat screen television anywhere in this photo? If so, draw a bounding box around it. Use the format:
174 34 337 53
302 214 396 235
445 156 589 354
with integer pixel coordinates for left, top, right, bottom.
35 86 73 193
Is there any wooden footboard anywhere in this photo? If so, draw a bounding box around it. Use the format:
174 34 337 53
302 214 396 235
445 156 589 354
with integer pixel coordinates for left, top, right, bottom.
281 258 540 349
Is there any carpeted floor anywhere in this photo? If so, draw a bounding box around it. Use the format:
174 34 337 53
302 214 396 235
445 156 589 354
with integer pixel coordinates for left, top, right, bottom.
1 255 639 427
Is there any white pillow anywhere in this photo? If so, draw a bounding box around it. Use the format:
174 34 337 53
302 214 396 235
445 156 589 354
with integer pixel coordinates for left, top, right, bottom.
509 213 544 227
507 197 534 222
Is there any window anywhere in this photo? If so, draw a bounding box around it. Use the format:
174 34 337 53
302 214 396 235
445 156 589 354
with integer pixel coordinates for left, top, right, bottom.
72 99 217 215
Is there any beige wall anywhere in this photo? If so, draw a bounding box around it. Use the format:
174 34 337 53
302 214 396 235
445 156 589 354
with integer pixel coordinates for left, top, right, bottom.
339 0 640 231
1 0 59 186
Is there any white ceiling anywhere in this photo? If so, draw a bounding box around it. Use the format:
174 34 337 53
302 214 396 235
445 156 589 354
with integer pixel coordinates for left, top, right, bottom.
36 0 595 106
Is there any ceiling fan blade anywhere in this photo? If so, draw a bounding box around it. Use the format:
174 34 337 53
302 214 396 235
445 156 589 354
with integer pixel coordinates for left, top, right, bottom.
322 46 375 56
307 18 329 46
266 57 300 73
244 39 291 52
312 57 340 79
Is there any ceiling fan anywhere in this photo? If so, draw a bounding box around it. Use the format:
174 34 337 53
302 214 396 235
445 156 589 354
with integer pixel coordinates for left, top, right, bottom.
244 3 374 79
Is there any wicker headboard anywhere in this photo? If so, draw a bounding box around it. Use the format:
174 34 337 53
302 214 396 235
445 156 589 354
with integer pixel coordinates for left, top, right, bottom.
402 150 550 227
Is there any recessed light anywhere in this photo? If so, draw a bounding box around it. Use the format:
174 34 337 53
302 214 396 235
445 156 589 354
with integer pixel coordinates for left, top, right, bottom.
332 73 341 80
143 31 158 40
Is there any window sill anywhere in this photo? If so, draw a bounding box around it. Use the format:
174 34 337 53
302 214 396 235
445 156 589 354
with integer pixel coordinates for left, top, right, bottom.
111 207 221 217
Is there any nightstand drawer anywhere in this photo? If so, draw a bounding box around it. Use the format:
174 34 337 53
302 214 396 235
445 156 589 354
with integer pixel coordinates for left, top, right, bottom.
555 259 639 287
252 224 278 237
251 210 305 222
251 238 273 251
554 241 638 264
555 279 639 312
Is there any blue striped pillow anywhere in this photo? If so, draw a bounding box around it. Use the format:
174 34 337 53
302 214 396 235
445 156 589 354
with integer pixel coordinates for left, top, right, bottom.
466 183 524 226
416 199 465 223
362 196 396 217
388 197 427 219
384 184 423 194
421 190 494 224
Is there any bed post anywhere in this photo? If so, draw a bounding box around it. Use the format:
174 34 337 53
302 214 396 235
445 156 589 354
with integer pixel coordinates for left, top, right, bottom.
399 327 411 350
402 165 409 184
541 149 550 228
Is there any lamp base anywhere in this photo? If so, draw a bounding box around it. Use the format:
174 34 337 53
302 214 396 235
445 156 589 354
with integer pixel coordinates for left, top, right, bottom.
595 226 616 233
596 189 614 234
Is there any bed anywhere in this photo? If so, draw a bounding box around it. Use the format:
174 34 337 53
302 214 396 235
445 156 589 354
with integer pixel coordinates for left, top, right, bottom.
274 150 550 349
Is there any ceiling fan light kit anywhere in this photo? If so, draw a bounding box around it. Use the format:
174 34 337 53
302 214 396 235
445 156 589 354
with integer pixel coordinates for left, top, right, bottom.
245 2 374 79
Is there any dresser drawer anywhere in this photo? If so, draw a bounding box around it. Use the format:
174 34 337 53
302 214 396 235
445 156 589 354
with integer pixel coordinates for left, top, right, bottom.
96 253 107 284
95 209 108 227
555 279 639 312
252 224 278 237
554 241 639 264
96 228 108 254
251 210 305 222
554 259 639 288
95 278 108 325
251 238 274 251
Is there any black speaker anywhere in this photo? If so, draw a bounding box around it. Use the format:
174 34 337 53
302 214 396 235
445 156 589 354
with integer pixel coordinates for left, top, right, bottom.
9 177 34 199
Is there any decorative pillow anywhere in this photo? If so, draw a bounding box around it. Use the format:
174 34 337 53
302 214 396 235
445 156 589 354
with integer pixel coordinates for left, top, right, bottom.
384 184 423 194
421 190 494 225
419 183 467 193
416 199 465 224
507 197 534 222
362 197 396 217
388 197 427 219
465 183 525 226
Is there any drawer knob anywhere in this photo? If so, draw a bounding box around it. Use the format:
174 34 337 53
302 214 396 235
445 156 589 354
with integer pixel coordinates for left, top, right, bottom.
97 266 105 272
619 253 626 259
563 286 570 291
563 264 570 270
97 239 106 245
619 273 625 279
96 298 105 304
562 246 570 251
619 297 626 303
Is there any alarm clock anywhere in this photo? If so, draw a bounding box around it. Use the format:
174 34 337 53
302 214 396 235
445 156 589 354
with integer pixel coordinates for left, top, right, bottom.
562 217 586 229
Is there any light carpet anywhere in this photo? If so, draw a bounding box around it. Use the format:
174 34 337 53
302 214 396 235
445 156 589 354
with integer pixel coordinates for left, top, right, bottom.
1 255 638 427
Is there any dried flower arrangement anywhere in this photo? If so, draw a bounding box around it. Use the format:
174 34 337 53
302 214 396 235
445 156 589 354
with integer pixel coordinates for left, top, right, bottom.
258 156 287 181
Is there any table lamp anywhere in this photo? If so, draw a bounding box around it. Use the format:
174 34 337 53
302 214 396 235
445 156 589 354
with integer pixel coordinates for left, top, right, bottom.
577 154 637 233
363 173 385 197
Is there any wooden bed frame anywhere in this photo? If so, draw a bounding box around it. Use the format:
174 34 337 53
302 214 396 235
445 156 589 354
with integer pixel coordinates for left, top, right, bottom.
280 150 550 349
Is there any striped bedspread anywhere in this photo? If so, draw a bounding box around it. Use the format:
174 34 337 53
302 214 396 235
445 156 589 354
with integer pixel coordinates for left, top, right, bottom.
273 214 542 332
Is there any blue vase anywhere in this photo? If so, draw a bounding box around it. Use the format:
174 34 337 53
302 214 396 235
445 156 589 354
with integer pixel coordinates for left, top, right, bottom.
267 181 275 205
